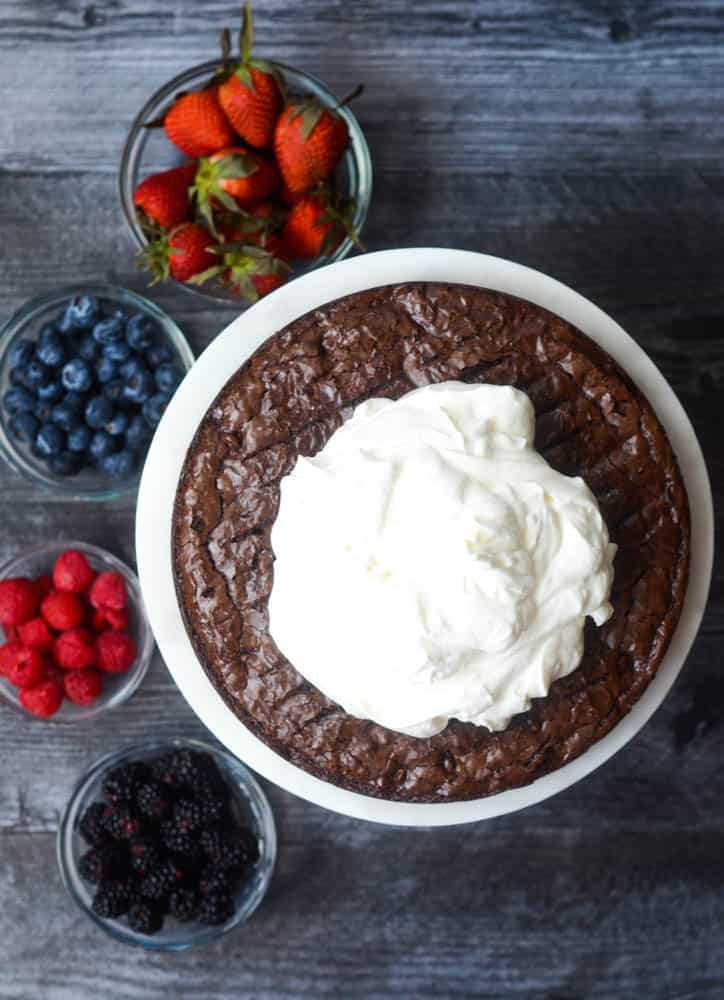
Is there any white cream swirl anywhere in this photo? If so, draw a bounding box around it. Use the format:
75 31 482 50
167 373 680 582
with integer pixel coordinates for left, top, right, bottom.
268 382 616 737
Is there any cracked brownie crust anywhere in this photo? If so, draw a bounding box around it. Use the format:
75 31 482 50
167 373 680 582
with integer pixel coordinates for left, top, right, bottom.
173 283 690 802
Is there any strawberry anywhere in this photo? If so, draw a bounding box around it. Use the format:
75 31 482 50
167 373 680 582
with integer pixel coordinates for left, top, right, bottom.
282 192 359 259
133 163 197 231
248 272 287 298
143 222 219 284
273 91 356 195
217 5 283 149
216 203 290 259
191 147 279 232
189 245 289 302
279 183 304 207
163 88 235 158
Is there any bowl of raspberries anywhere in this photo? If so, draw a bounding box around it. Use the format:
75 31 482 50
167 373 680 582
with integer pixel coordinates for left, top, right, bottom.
0 285 193 498
0 542 154 720
57 740 276 949
120 3 371 304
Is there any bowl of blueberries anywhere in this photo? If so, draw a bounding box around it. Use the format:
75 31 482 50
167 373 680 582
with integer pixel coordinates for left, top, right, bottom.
0 285 194 500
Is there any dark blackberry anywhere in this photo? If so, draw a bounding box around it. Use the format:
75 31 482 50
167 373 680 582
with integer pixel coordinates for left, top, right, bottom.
129 836 163 877
195 788 227 827
78 801 110 847
102 803 142 841
168 887 199 923
199 828 245 870
237 826 260 865
92 878 133 918
103 762 150 804
136 780 172 821
173 798 205 833
198 865 239 897
160 820 202 860
78 843 129 884
127 899 164 935
198 890 235 926
151 749 208 792
139 857 187 901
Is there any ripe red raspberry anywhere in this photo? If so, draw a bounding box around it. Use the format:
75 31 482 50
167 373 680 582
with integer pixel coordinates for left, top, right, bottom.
35 575 53 600
45 662 65 688
53 550 96 594
89 572 127 612
96 632 136 673
18 617 54 653
20 678 63 717
0 578 38 625
92 607 130 633
41 591 84 631
3 625 18 642
54 628 96 670
4 644 46 688
63 667 103 706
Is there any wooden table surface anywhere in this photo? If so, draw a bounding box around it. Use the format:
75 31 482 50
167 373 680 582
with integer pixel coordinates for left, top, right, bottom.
1 1 722 997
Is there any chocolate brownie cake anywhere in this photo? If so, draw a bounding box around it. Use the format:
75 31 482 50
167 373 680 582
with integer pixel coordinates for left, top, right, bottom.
173 283 690 802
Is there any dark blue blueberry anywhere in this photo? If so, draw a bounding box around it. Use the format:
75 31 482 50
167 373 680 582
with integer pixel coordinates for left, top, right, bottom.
125 414 152 452
85 395 113 430
34 399 54 424
89 430 118 462
125 313 158 352
23 359 51 390
50 401 82 432
34 423 65 458
37 380 64 403
154 363 182 395
92 316 125 345
36 336 67 369
59 295 100 333
99 449 135 479
102 379 124 403
9 412 39 443
105 411 129 437
103 341 131 364
3 387 36 414
145 343 172 369
96 357 118 385
79 335 102 363
9 368 26 388
67 425 91 453
48 451 83 477
62 391 86 413
142 391 171 428
119 357 146 381
122 369 155 406
8 339 35 368
38 322 59 344
61 358 93 393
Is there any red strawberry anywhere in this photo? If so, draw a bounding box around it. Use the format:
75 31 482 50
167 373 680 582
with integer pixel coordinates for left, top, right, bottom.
0 578 38 626
92 606 130 633
89 572 128 612
20 678 63 718
96 632 136 674
217 5 282 149
143 222 219 284
279 183 304 207
282 194 349 259
4 644 46 688
54 628 96 670
53 549 96 594
63 668 103 706
163 89 235 158
191 147 279 231
133 163 197 230
18 617 54 653
41 591 85 631
273 94 353 195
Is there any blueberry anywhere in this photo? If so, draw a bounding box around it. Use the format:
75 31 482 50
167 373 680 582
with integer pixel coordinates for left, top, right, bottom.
3 387 36 415
100 449 135 479
23 359 51 390
37 380 64 403
85 395 113 430
61 358 93 393
142 392 171 428
119 357 146 381
8 339 35 368
50 401 82 432
67 425 91 453
125 313 158 352
36 336 67 369
59 295 100 333
34 423 65 458
9 368 27 388
103 341 131 364
89 430 118 462
96 357 118 385
154 363 182 395
92 317 125 345
48 451 83 477
9 412 39 443
125 414 152 452
145 344 172 369
62 391 86 413
102 379 124 403
105 411 129 437
79 335 102 363
34 399 54 423
122 369 155 405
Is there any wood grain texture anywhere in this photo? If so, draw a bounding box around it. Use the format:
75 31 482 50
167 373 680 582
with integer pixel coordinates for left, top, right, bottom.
0 1 723 997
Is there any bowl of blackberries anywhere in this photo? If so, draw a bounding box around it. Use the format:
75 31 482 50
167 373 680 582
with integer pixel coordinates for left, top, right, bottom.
58 739 276 950
0 285 194 499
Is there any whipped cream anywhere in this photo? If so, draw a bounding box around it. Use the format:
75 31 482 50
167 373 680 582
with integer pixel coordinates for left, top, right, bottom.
268 382 616 737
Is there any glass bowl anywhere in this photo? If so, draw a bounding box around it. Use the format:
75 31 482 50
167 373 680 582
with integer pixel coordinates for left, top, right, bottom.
57 737 277 950
120 60 373 304
0 284 194 501
0 540 154 722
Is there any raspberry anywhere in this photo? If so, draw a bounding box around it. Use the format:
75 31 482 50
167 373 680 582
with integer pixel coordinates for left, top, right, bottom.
89 571 127 611
54 628 96 670
53 549 96 593
0 640 24 677
127 899 164 935
17 617 54 653
3 625 18 642
79 801 110 846
92 606 129 633
34 575 53 600
41 590 84 631
63 667 103 705
19 678 63 717
96 631 136 673
0 578 38 625
4 644 46 688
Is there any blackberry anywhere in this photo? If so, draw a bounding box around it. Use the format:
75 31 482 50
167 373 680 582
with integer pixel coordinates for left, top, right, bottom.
139 857 187 901
198 865 239 897
127 899 164 935
160 820 202 860
78 801 109 847
136 780 172 821
92 878 133 919
195 788 227 827
103 762 150 804
200 828 256 869
168 887 199 923
151 749 207 792
237 826 260 865
129 836 163 877
78 843 128 884
198 890 235 926
102 803 142 841
173 798 205 834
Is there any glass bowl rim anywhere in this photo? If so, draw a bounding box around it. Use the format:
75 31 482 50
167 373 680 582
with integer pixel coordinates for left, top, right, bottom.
56 735 277 950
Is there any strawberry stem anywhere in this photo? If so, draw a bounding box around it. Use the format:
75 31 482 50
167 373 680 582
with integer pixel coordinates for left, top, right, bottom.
240 2 254 65
336 84 364 110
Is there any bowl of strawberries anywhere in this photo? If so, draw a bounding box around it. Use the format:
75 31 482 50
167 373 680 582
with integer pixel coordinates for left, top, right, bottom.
120 4 372 305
